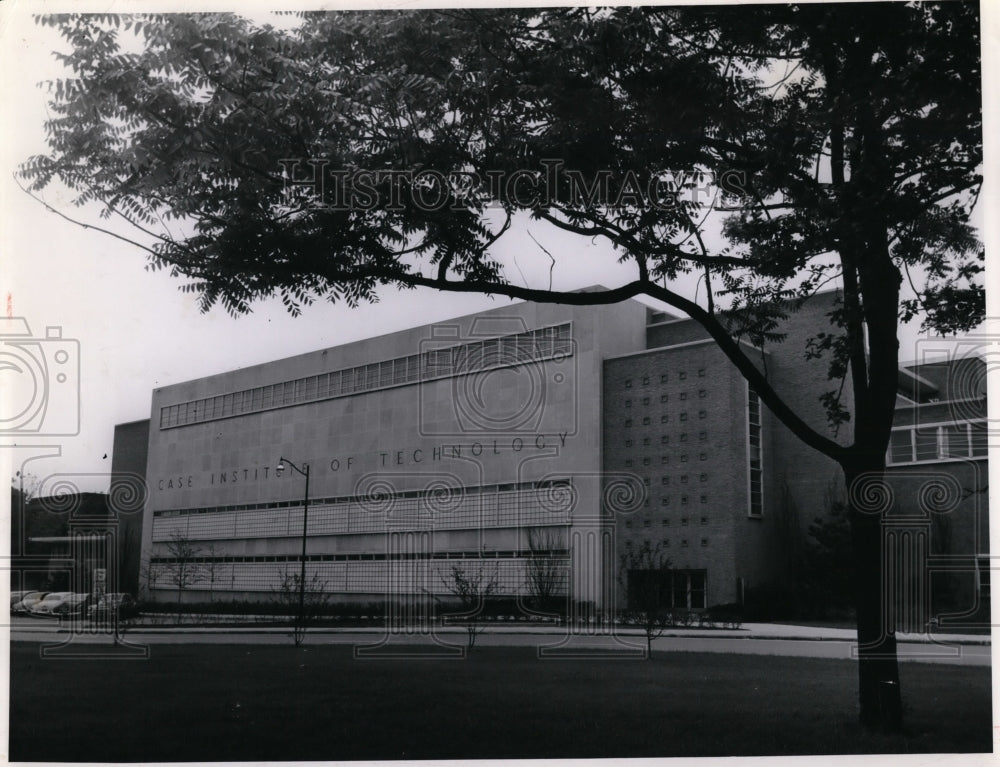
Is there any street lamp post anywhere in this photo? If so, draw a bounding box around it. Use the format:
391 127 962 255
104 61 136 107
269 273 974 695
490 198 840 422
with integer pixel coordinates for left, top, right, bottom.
276 457 310 641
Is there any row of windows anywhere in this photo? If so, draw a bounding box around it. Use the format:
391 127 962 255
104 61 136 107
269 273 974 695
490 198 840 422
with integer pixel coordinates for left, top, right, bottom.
148 557 568 596
152 488 574 542
625 455 710 468
625 569 707 609
153 479 570 518
624 390 709 407
887 421 988 465
623 411 708 427
630 454 710 471
150 548 570 564
625 468 708 485
625 432 709 448
625 516 710 528
623 371 707 388
632 493 708 506
159 323 573 429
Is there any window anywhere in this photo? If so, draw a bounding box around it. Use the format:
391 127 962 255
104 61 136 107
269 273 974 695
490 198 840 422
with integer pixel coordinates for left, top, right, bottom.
679 392 687 401
679 372 687 380
700 538 708 547
748 386 764 517
642 457 651 466
698 369 706 378
680 413 688 422
642 376 650 386
660 374 669 383
625 399 633 408
642 416 651 425
628 568 706 610
160 323 574 428
642 397 650 406
625 459 634 467
887 421 988 464
625 379 633 388
661 435 669 444
979 557 991 601
662 518 670 526
625 419 633 427
700 516 708 525
914 428 937 461
625 439 633 448
643 437 651 446
661 415 669 423
660 394 669 403
643 519 651 528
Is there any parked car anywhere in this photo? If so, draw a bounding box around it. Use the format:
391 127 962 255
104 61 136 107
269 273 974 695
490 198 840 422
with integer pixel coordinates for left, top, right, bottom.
29 592 76 616
88 593 139 621
10 590 33 608
51 593 93 616
13 591 48 614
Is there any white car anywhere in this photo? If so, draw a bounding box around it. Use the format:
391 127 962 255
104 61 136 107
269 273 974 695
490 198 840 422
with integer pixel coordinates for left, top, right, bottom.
29 592 75 616
13 591 48 614
51 593 93 616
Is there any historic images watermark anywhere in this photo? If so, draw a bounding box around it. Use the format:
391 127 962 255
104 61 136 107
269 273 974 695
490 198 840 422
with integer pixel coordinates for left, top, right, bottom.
0 317 80 438
278 158 749 212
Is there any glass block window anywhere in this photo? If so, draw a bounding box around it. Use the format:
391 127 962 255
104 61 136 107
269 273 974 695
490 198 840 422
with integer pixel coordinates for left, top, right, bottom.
747 386 764 518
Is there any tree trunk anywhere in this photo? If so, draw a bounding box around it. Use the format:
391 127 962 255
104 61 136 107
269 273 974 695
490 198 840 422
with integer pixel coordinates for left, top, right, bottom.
845 465 902 730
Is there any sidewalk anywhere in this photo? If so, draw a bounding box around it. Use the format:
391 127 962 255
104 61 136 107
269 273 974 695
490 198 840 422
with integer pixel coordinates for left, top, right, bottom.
22 617 988 645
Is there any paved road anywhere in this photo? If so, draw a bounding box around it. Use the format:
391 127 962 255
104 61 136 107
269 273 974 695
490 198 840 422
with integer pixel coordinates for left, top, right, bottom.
7 619 991 665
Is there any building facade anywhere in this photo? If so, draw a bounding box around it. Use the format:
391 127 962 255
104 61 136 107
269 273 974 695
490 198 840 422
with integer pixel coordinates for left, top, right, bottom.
122 290 990 621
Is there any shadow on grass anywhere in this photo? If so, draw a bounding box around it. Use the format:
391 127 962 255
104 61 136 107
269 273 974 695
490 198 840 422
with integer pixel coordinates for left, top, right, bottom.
10 642 991 761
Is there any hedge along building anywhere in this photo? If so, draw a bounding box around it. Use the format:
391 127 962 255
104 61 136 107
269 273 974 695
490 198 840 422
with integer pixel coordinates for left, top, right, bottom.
127 289 990 618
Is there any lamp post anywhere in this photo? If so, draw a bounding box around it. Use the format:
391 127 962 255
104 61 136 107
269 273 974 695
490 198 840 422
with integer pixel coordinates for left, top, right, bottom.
276 457 310 640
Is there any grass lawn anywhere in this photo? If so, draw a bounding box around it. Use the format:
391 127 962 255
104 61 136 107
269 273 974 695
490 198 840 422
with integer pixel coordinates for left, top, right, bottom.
10 641 992 761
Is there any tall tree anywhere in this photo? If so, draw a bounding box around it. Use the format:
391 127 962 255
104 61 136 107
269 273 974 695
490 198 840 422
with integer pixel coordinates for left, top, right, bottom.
20 5 983 728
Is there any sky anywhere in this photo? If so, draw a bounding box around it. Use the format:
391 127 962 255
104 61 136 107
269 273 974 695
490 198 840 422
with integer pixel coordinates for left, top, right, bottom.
0 1 996 498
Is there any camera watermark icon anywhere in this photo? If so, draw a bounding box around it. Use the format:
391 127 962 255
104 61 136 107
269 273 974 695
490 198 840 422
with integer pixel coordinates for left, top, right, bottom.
417 315 578 439
0 317 80 437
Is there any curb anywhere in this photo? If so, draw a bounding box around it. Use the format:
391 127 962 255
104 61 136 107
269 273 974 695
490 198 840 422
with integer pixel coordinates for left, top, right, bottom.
24 625 992 646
